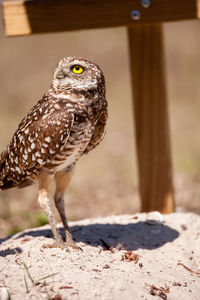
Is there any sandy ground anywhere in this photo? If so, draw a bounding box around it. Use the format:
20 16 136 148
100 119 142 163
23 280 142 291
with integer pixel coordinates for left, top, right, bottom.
0 212 200 300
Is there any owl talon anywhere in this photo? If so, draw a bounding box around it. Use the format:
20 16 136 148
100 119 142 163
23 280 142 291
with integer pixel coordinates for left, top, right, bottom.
65 238 83 251
69 242 83 251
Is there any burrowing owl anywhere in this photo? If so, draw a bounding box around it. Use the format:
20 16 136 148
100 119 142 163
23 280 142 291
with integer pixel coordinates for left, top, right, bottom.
0 57 108 249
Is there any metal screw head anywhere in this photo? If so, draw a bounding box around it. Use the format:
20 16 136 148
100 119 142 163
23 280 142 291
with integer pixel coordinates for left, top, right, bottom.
131 10 141 20
141 0 151 8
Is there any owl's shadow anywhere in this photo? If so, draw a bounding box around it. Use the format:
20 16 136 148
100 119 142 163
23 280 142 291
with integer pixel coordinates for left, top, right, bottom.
1 220 179 253
71 221 179 250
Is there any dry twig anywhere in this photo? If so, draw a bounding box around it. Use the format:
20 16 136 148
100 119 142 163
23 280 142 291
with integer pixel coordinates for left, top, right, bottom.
177 262 200 277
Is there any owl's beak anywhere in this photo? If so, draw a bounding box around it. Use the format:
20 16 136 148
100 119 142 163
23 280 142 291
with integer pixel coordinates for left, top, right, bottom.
53 69 74 88
54 68 65 80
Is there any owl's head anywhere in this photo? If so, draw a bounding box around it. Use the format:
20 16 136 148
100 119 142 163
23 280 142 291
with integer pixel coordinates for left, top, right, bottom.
52 57 105 94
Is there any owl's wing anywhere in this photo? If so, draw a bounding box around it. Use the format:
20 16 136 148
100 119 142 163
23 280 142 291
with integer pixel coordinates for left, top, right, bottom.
84 108 108 153
5 99 74 178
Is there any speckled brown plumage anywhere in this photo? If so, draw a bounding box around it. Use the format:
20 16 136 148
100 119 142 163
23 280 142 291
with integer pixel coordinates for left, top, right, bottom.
0 57 108 249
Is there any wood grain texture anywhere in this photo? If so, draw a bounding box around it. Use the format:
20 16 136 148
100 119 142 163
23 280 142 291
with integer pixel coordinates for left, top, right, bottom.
128 24 174 213
2 0 200 36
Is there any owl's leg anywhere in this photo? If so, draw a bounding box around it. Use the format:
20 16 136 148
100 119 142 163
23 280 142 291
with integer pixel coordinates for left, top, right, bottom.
54 165 80 250
38 170 64 248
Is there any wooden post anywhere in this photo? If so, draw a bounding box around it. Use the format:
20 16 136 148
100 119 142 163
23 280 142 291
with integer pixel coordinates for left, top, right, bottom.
2 0 200 36
128 24 174 213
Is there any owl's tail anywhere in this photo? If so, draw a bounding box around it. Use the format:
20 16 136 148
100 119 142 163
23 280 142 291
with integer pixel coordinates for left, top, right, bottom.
0 149 34 190
0 149 14 190
0 150 7 189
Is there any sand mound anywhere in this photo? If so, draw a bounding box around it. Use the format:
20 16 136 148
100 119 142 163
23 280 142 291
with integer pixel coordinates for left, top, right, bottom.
0 212 200 299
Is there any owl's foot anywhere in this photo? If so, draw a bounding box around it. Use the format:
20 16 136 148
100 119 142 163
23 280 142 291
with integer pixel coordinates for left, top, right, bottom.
43 241 70 251
43 238 82 251
65 234 83 251
65 240 83 251
63 230 83 251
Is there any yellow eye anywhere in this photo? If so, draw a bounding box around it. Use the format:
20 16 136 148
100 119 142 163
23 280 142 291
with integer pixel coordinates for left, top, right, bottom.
72 65 84 74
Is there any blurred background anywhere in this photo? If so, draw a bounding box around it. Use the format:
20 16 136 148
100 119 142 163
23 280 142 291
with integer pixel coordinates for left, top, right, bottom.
0 20 200 237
